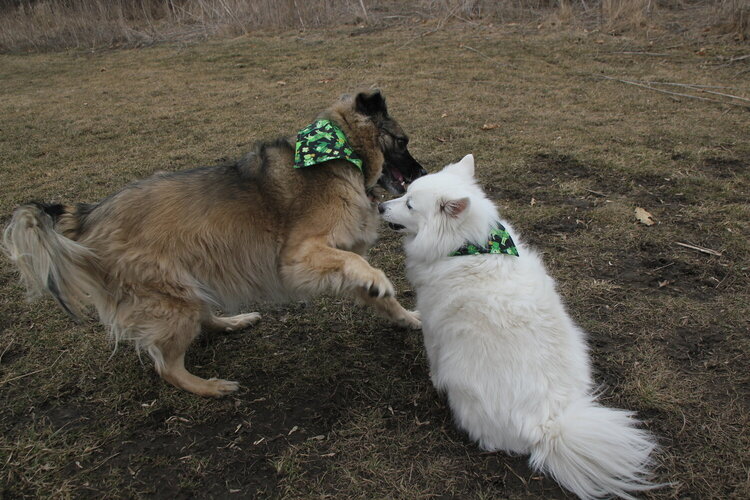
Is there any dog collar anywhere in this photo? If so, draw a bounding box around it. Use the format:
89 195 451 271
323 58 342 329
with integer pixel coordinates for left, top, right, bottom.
294 119 363 172
450 222 519 257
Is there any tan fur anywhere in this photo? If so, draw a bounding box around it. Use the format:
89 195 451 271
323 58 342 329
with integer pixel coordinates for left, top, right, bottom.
3 91 421 397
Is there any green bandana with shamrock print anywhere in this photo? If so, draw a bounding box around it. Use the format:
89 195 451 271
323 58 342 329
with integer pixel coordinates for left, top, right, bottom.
294 119 363 172
450 222 520 257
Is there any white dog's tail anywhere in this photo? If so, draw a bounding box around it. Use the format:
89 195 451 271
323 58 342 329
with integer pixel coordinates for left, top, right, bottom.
529 397 660 500
3 203 103 319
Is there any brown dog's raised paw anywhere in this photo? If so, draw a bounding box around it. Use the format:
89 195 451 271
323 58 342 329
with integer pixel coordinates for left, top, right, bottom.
400 309 421 330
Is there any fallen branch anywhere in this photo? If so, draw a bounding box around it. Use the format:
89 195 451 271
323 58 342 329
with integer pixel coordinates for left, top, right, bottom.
645 82 746 91
697 88 750 103
675 242 722 257
596 75 750 108
612 51 673 56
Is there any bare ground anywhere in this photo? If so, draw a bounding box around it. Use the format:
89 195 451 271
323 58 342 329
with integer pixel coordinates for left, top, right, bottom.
0 20 748 499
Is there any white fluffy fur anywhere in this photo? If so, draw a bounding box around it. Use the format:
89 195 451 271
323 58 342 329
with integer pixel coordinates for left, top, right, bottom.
380 155 660 500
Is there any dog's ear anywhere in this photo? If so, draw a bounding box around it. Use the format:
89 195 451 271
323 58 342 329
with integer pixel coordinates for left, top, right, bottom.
443 154 475 179
355 90 388 117
441 197 470 218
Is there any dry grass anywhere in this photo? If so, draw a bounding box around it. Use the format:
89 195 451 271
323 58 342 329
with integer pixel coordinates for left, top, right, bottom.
713 0 749 39
1 1 748 53
1 13 749 500
0 0 367 51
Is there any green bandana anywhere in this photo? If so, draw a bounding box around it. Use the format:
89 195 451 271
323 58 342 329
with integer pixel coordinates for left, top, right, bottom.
450 222 520 257
294 119 363 172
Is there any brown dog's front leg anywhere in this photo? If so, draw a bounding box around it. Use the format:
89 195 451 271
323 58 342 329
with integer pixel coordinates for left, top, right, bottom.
353 289 421 329
281 237 394 298
280 238 419 328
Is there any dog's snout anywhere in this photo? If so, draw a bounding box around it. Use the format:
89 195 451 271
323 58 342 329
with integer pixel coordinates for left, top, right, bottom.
378 203 386 214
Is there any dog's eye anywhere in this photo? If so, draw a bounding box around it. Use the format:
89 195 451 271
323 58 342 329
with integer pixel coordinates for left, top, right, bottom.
406 200 413 210
397 138 408 149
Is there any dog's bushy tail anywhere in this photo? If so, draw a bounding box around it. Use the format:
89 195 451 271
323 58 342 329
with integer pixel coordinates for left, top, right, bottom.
3 203 102 318
530 397 660 500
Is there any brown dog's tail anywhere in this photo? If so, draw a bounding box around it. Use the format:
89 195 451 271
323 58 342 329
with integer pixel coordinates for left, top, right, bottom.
3 203 103 319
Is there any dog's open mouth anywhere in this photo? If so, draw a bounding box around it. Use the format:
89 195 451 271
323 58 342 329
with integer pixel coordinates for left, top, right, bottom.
378 153 427 195
388 222 406 231
379 165 409 194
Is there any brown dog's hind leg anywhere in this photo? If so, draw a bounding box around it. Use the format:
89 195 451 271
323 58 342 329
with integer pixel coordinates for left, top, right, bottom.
148 308 239 397
203 312 262 333
158 351 239 397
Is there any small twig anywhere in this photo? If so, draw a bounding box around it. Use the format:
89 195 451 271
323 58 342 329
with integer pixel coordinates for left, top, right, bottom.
0 350 67 386
727 54 750 63
357 0 368 22
82 452 121 474
0 339 15 365
612 51 672 56
675 242 722 257
460 44 510 68
505 463 528 486
397 27 440 49
650 261 675 273
584 188 607 197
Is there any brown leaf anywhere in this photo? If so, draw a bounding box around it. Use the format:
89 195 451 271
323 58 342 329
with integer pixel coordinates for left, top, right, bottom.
635 207 655 226
275 80 287 86
481 123 499 130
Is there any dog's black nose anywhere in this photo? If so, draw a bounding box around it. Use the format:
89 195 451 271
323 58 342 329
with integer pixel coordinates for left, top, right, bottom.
378 203 386 214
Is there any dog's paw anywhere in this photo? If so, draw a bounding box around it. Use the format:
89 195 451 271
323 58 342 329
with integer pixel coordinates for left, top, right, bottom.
361 268 396 298
399 309 421 330
223 312 261 332
206 378 240 397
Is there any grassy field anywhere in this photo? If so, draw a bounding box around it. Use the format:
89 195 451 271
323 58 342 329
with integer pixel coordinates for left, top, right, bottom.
1 20 749 499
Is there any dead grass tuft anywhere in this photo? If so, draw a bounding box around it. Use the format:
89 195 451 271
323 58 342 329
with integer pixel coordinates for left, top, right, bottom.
713 0 749 40
600 0 655 33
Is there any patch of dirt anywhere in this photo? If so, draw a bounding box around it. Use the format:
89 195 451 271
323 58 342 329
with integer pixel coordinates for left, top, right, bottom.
531 152 593 179
701 157 747 179
498 152 594 202
595 253 724 299
532 214 589 234
667 327 727 365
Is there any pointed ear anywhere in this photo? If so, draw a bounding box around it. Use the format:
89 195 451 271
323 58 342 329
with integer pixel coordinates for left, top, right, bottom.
440 197 470 218
443 154 475 179
355 90 388 117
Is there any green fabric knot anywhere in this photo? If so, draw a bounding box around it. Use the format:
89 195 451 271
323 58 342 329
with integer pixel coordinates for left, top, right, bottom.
450 223 519 257
294 119 363 171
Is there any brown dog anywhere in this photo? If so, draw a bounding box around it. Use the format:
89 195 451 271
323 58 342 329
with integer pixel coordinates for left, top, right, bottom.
3 90 426 397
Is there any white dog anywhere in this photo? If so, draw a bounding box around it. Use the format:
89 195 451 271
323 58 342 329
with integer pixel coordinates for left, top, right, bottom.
379 155 659 499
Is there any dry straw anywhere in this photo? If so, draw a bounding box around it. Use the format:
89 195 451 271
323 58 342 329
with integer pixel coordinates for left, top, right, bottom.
0 0 747 52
